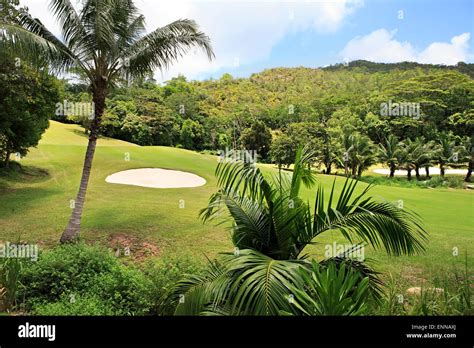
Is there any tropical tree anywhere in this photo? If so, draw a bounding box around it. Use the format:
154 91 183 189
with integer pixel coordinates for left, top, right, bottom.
378 134 400 178
269 132 297 169
421 140 437 179
409 137 432 180
461 135 473 182
169 147 427 315
339 133 376 178
339 132 354 177
351 134 377 178
240 120 272 161
0 0 214 242
433 133 457 178
0 55 59 167
397 140 416 180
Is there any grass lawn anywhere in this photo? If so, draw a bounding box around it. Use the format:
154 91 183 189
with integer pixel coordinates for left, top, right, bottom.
0 121 472 285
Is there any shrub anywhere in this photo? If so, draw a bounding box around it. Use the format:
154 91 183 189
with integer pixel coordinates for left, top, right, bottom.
143 255 204 315
0 256 24 311
33 294 116 316
19 243 154 315
16 243 204 316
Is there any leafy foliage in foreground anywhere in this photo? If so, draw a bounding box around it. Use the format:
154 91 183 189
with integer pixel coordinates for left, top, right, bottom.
18 243 153 315
287 261 370 316
169 147 427 315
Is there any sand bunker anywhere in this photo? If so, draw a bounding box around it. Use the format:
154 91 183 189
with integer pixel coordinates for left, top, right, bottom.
105 168 206 188
373 167 467 176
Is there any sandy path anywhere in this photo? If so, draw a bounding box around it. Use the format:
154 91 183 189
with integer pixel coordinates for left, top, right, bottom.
105 168 206 188
373 167 467 176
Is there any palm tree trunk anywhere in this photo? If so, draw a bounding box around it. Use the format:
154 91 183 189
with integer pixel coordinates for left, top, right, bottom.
425 166 430 179
415 166 420 180
351 164 357 178
60 88 106 243
465 159 472 182
407 168 412 181
389 163 395 178
326 162 331 175
440 164 445 178
3 148 10 168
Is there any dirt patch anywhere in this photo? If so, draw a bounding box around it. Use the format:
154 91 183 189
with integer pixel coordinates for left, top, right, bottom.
105 233 160 261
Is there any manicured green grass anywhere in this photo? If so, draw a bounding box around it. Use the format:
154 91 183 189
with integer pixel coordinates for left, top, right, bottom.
0 121 472 286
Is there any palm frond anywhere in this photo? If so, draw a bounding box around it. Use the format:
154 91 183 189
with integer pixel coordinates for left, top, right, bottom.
118 19 214 78
289 145 316 197
48 0 91 59
308 178 428 256
319 246 384 301
289 260 371 315
0 22 75 73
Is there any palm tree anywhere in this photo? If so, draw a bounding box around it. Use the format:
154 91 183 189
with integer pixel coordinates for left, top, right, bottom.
338 133 376 178
1 0 214 242
461 135 473 182
422 140 437 179
397 140 416 180
169 147 427 315
351 135 377 178
410 137 432 180
339 132 353 177
378 134 400 178
434 133 457 178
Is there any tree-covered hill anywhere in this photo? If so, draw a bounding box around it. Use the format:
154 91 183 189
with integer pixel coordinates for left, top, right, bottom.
56 61 473 180
323 60 474 78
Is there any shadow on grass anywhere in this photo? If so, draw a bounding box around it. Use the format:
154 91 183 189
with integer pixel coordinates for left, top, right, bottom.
72 128 89 138
72 128 112 141
0 185 61 219
0 163 50 186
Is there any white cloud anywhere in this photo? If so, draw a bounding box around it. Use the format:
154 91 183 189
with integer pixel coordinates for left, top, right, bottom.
21 0 363 81
340 28 472 65
418 32 471 65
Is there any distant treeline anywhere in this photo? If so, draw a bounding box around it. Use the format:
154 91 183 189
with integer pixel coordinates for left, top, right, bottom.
55 61 473 179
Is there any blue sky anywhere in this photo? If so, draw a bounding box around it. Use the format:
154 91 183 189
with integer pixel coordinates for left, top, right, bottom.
200 0 474 80
22 0 474 81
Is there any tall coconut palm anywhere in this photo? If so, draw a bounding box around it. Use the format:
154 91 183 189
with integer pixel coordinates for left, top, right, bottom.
378 134 400 178
169 147 427 315
0 0 214 242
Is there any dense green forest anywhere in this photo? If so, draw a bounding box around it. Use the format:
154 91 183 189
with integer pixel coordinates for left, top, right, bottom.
55 61 473 180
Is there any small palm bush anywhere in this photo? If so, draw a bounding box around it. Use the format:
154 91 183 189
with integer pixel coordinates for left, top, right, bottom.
170 146 427 315
287 261 370 316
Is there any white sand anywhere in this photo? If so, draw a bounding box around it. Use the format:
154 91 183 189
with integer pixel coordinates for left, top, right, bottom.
105 168 206 188
373 167 467 176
